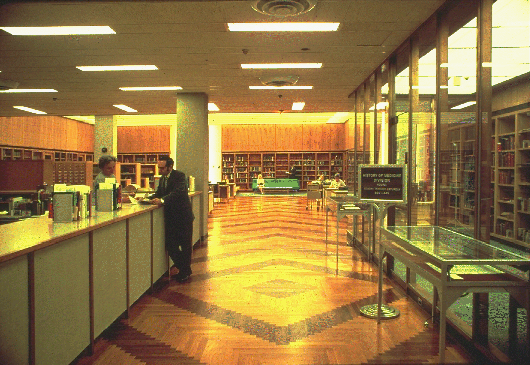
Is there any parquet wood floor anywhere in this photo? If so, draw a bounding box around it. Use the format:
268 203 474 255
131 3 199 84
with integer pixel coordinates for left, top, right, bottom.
74 196 479 365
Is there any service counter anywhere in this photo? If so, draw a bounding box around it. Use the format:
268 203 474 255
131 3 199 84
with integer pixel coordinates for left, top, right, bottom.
0 191 202 365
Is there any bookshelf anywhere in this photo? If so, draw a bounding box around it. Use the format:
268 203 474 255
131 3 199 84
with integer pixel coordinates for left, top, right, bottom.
449 107 530 249
235 153 249 188
491 107 530 248
117 153 169 189
221 151 345 190
447 120 476 231
222 154 235 181
0 146 93 162
140 164 159 189
117 153 168 164
120 163 142 187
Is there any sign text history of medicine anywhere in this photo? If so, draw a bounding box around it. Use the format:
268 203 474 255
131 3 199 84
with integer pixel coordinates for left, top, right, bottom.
358 165 407 203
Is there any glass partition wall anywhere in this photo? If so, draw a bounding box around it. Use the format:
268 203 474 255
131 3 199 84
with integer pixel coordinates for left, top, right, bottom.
439 2 479 237
347 0 529 361
393 44 411 226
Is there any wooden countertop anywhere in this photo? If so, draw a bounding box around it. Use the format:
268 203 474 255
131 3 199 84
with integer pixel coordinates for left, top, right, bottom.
0 190 202 264
0 204 158 264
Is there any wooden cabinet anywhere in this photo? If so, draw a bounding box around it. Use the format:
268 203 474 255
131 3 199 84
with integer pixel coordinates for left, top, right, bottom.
221 151 345 190
0 160 93 190
54 161 94 187
0 160 54 191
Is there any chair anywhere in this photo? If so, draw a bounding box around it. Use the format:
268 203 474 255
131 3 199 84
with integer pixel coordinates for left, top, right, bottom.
306 182 322 210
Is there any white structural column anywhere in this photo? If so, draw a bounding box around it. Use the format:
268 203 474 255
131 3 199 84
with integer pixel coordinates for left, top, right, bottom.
94 115 118 162
176 93 209 239
209 124 222 184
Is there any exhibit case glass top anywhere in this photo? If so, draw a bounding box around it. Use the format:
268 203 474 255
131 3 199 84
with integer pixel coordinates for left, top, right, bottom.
383 226 530 265
327 194 372 213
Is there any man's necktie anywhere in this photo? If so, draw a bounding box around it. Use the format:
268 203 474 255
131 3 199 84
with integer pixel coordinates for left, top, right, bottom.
161 176 166 195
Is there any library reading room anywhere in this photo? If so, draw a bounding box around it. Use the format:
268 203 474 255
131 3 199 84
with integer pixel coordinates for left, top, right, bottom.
0 0 529 364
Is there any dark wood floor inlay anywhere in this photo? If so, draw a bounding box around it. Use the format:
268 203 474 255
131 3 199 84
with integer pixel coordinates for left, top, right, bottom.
156 287 401 346
102 321 207 365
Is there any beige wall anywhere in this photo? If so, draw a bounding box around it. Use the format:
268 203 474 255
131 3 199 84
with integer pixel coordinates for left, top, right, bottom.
492 79 530 112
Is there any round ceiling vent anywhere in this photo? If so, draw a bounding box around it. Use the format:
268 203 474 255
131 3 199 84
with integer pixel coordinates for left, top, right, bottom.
251 0 317 17
259 75 299 87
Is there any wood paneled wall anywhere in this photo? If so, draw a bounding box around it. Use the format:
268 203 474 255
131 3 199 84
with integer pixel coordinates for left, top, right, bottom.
344 118 355 150
222 124 346 152
117 126 170 153
0 116 94 152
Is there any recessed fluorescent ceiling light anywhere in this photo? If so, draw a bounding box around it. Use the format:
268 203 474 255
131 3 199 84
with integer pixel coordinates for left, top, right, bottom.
208 103 220 111
113 104 137 112
292 102 305 110
249 86 313 90
13 106 46 114
0 26 116 36
119 86 182 91
0 89 57 93
228 23 339 32
242 63 321 69
77 65 158 71
451 101 476 110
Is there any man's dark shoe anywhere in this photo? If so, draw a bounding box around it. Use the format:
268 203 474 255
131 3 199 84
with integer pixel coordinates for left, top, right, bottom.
172 269 192 282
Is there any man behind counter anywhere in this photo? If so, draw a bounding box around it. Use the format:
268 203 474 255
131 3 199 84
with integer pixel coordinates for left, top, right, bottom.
143 156 194 282
94 155 117 189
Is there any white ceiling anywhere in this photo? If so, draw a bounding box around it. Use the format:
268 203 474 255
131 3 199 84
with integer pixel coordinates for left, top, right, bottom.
0 0 447 122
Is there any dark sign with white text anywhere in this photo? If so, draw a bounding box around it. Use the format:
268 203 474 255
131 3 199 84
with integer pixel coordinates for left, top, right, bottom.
359 165 405 202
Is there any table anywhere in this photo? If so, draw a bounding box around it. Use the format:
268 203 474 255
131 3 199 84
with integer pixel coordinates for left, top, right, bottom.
251 178 300 193
227 182 237 198
217 183 230 202
378 226 530 363
325 195 373 275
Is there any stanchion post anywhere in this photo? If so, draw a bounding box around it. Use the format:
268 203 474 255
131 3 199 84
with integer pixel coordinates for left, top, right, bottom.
360 202 400 320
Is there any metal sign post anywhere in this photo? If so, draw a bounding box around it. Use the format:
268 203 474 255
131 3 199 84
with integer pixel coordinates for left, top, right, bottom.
359 202 400 320
356 164 407 321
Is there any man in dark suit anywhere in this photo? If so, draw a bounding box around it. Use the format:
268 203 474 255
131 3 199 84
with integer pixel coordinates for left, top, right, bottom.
148 156 194 282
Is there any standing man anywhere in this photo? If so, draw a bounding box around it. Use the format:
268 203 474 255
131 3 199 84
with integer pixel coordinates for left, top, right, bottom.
148 156 194 282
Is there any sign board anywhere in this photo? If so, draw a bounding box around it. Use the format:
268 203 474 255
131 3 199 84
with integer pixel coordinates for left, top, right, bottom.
358 164 407 203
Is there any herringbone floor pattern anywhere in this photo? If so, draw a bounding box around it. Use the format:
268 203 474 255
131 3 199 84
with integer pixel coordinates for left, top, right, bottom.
74 196 477 364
